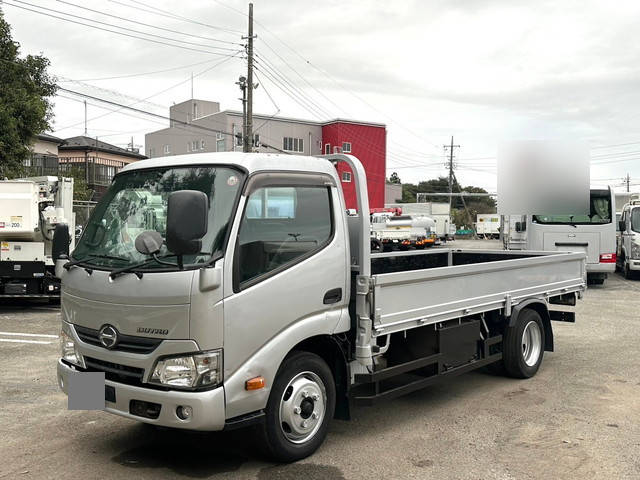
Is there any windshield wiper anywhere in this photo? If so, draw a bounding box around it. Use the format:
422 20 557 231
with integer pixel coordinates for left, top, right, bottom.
109 252 210 280
63 254 129 270
108 254 179 279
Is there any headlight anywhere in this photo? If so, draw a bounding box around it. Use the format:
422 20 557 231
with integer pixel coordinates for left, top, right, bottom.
631 242 640 260
150 350 222 389
60 330 85 368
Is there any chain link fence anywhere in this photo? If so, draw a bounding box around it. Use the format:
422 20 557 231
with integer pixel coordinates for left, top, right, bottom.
73 201 97 238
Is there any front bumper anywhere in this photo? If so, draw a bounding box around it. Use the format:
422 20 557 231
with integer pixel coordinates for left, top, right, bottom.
57 360 226 431
628 259 640 271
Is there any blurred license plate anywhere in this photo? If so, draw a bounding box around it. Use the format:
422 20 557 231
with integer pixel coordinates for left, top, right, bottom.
67 371 105 410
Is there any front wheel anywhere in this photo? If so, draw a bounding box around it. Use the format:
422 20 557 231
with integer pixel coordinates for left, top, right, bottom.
624 258 635 280
258 351 335 462
503 309 545 378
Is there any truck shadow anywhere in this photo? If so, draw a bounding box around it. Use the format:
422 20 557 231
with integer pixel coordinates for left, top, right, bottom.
107 370 507 476
0 298 58 311
109 424 252 477
109 423 348 479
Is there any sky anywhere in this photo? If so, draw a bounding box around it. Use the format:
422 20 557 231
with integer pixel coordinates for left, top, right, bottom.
4 0 640 193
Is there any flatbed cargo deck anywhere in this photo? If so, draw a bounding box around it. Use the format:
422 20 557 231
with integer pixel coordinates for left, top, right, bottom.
368 248 585 334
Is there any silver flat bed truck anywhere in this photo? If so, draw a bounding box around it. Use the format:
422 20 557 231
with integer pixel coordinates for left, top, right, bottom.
56 153 586 462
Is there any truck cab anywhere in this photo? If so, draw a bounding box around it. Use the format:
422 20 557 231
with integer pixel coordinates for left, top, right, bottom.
617 194 640 279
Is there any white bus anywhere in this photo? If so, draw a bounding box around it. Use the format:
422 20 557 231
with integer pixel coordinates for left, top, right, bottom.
524 186 616 285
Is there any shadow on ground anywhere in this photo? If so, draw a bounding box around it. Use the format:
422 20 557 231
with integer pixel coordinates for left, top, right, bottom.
108 424 254 477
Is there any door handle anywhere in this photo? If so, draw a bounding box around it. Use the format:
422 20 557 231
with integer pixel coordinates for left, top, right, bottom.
323 288 342 305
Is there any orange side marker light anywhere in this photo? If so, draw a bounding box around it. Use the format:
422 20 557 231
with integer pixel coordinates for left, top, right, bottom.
245 376 265 391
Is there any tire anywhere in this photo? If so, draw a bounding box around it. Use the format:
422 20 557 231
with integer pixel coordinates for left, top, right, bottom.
503 309 545 379
624 259 635 280
258 351 335 462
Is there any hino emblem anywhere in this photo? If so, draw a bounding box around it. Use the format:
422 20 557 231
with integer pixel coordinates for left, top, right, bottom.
98 325 119 349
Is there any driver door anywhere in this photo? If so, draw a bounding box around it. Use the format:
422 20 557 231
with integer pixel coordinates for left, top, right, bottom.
222 174 348 388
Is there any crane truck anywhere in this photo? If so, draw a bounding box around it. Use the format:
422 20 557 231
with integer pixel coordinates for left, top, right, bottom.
0 176 74 299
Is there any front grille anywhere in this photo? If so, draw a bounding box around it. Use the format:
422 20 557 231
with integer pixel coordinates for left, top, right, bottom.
83 356 145 386
74 325 163 354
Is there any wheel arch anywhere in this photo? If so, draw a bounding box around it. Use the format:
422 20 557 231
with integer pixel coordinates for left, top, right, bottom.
509 299 553 352
291 335 351 420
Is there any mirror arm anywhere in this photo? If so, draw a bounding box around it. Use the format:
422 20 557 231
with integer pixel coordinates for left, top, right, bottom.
177 255 184 270
151 252 179 267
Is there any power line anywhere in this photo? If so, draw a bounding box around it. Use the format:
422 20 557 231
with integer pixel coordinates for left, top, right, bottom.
257 42 347 117
254 63 326 120
58 87 236 137
54 53 242 133
54 0 242 48
9 0 238 52
212 0 444 153
59 86 293 157
252 70 281 133
3 0 240 56
58 57 228 82
109 0 243 35
254 54 332 118
254 53 333 118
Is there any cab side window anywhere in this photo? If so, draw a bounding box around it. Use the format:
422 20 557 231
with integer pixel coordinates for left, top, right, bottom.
236 186 333 288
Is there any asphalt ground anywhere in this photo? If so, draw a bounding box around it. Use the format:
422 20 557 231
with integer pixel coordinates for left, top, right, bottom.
1 239 639 479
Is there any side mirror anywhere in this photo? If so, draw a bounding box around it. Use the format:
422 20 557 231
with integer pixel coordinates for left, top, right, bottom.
515 221 523 232
166 190 209 256
619 220 625 232
52 224 70 261
135 231 164 255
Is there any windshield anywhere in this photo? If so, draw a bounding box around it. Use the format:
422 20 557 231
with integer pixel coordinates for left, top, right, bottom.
73 166 244 270
533 190 611 225
632 208 640 233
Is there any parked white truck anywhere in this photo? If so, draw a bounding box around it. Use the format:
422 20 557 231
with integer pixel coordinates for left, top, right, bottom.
56 153 586 461
0 176 74 298
617 193 640 279
370 213 436 250
476 214 500 239
386 202 452 241
521 186 616 285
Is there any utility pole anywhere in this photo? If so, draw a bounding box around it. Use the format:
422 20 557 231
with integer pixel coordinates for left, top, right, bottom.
625 172 631 192
444 136 460 212
84 100 87 136
244 3 255 153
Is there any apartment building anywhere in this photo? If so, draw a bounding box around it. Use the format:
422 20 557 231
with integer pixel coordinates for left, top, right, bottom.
145 99 387 209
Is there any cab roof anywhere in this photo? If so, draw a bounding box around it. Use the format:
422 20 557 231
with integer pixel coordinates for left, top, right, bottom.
118 152 338 178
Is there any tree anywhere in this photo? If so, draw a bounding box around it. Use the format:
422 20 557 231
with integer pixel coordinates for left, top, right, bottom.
402 175 496 211
66 166 94 201
0 11 57 179
388 171 401 184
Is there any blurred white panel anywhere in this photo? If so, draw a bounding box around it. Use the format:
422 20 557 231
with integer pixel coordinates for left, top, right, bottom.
498 141 589 215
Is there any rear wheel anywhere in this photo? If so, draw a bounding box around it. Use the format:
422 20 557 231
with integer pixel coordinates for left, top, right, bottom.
503 309 545 378
258 351 335 462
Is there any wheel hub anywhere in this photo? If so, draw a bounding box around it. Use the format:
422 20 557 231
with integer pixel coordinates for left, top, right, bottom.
279 371 326 444
521 320 542 367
